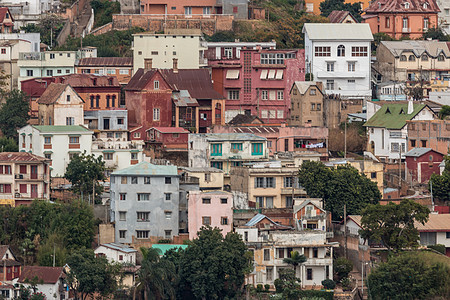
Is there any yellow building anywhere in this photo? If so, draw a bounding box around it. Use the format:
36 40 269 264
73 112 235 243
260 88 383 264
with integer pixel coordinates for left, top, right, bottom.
304 0 371 16
181 167 224 191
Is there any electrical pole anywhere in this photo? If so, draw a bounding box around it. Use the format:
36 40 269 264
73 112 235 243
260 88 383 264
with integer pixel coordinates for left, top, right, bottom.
53 244 56 267
344 204 347 259
344 121 347 158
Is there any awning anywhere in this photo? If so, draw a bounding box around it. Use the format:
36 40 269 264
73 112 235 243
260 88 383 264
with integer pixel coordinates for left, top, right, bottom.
268 70 276 79
20 133 26 136
130 149 140 153
260 69 268 79
276 70 284 79
226 70 239 79
43 151 53 154
68 150 81 153
102 150 115 153
68 134 81 137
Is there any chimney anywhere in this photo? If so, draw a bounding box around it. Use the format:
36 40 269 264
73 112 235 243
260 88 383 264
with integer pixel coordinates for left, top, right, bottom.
173 58 178 73
144 58 152 71
407 99 413 114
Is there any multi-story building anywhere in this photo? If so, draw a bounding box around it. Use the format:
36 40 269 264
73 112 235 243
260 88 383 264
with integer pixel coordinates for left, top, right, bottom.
188 190 233 239
406 119 450 154
188 133 268 175
363 0 440 39
37 83 84 126
110 162 179 244
1 0 55 28
75 57 133 85
209 47 305 123
0 152 50 206
146 127 190 151
0 39 31 90
18 125 93 177
303 23 373 101
180 167 224 191
304 0 371 15
437 0 450 34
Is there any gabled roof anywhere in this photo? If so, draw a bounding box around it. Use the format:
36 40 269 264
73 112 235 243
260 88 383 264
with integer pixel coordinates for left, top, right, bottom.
37 83 84 104
0 152 48 163
294 199 325 215
292 81 324 95
365 0 440 14
328 10 357 23
345 215 362 228
415 213 450 232
0 245 16 261
32 125 92 133
364 103 428 129
18 266 65 284
0 8 13 23
405 147 442 157
77 57 132 67
380 40 450 58
112 161 178 176
148 127 189 134
303 23 373 41
97 243 137 253
228 114 263 125
245 213 280 226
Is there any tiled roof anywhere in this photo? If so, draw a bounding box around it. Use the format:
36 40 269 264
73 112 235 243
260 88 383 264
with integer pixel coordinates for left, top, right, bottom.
416 213 450 232
364 103 427 129
32 125 92 133
18 266 65 284
228 114 263 125
112 161 178 176
0 8 13 23
365 0 440 13
149 127 189 133
77 57 132 67
37 83 68 104
55 74 120 88
98 243 137 253
0 152 48 163
347 215 362 227
303 23 373 40
328 10 355 23
194 133 266 141
380 40 450 58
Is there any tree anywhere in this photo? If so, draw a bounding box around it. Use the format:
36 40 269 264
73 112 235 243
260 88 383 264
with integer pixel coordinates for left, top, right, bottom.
0 137 18 152
283 250 306 278
36 232 67 267
298 161 381 220
135 247 176 300
276 268 302 300
423 27 449 41
334 257 353 281
439 105 450 119
368 252 450 299
66 248 122 300
0 90 30 140
320 0 363 22
359 199 430 252
64 151 106 203
21 14 65 48
429 153 450 202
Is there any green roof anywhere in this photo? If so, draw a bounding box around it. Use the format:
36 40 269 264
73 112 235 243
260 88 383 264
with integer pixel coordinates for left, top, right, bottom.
151 244 188 255
112 161 178 176
364 103 427 130
33 125 92 133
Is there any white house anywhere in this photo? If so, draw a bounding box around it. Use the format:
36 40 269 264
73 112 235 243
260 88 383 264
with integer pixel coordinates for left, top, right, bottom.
364 101 436 161
94 243 137 264
18 125 93 177
303 23 373 100
416 213 450 256
18 266 67 300
0 39 31 90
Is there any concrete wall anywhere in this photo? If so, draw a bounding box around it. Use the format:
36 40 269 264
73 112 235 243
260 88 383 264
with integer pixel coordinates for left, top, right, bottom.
38 86 84 126
99 223 115 244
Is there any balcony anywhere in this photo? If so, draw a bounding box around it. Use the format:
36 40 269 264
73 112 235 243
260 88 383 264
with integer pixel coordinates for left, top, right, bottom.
199 57 208 65
280 187 306 195
14 174 47 181
402 27 411 33
19 52 44 61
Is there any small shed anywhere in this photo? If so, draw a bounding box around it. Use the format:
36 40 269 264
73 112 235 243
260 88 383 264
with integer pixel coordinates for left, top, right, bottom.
405 148 444 183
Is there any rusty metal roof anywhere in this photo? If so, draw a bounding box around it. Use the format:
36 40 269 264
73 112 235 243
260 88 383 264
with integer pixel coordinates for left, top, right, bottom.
54 74 120 88
77 57 132 67
172 90 199 107
36 83 68 104
0 152 48 163
365 0 440 13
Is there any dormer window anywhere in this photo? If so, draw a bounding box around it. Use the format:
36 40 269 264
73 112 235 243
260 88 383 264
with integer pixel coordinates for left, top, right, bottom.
5 13 9 18
93 78 97 86
423 2 428 9
378 2 381 9
404 2 410 9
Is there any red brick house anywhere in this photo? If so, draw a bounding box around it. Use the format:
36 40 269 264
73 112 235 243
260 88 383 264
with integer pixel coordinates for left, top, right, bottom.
363 0 440 39
124 68 225 133
405 147 444 183
146 127 189 151
0 245 21 281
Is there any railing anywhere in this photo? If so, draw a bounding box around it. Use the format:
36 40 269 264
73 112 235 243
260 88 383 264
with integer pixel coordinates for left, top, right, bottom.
402 28 411 33
19 52 44 61
180 176 200 184
199 57 208 65
14 174 48 180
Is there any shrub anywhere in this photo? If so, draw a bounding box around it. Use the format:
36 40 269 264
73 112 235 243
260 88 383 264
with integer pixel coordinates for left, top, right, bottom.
274 278 284 293
334 257 353 280
264 284 270 292
341 277 351 291
256 284 264 293
322 279 336 290
429 244 446 255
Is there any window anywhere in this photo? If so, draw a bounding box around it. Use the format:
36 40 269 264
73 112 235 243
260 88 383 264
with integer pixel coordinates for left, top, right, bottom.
244 231 249 242
410 139 416 147
153 108 160 121
137 212 150 222
310 88 316 95
119 211 126 221
408 55 415 61
277 90 284 100
284 177 294 188
210 161 223 170
118 118 124 125
400 55 407 61
264 249 270 261
337 45 345 56
119 230 126 239
131 176 138 184
326 80 334 90
211 143 222 156
131 153 138 160
26 70 33 76
231 143 243 151
252 143 263 155
136 231 149 239
202 216 211 225
44 137 51 144
121 176 127 184
46 70 53 76
227 90 240 100
351 47 368 57
220 198 228 204
69 137 79 144
107 132 114 138
224 47 233 59
165 230 172 238
154 80 159 89
313 248 318 258
403 17 408 29
391 142 399 152
385 17 390 28
286 196 293 208
165 193 171 201
438 54 445 62
45 154 51 159
221 217 228 225
261 90 268 100
446 232 450 239
371 172 377 179
307 268 313 280
421 54 428 61
0 184 11 194
317 103 321 110
424 18 429 29
103 153 113 160
202 198 211 204
143 176 150 184
137 193 150 201
421 140 427 147
255 177 275 188
185 6 192 15
326 62 334 72
119 193 126 201
66 95 71 102
348 62 355 72
165 177 172 184
66 117 74 125
50 53 55 59
151 51 158 55
314 46 331 57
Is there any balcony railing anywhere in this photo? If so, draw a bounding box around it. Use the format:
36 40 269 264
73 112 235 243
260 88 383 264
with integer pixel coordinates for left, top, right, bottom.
19 52 44 60
14 174 48 180
402 28 411 33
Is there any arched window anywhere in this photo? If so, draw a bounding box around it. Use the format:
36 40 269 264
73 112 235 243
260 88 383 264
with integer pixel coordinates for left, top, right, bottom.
404 2 410 9
438 54 445 61
106 95 110 108
421 54 429 61
408 55 415 61
90 95 94 108
337 45 345 57
96 95 100 108
400 55 407 61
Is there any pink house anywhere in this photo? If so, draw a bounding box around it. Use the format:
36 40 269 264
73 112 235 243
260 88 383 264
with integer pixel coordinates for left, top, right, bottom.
210 48 305 123
188 190 233 239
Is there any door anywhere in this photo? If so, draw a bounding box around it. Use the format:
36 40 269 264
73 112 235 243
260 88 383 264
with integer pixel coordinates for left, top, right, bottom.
30 165 37 179
103 118 110 130
31 184 38 199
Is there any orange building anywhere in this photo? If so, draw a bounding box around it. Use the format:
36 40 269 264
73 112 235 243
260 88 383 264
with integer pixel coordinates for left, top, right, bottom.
304 0 371 15
75 57 133 85
140 0 219 15
363 0 440 39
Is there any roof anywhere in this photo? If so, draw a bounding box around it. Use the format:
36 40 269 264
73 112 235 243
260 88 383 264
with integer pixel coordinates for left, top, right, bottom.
37 83 69 104
125 68 224 99
97 243 137 253
364 103 428 129
380 40 450 58
32 125 92 133
77 57 132 67
149 127 190 134
294 198 325 215
405 147 435 157
112 161 178 176
0 7 13 23
365 0 441 14
0 246 12 260
303 23 373 41
416 214 450 232
172 90 199 107
228 114 263 125
292 81 324 95
181 167 224 173
193 133 266 142
54 74 120 88
151 244 188 255
245 214 277 226
0 152 48 163
328 10 357 23
18 266 64 284
346 215 362 227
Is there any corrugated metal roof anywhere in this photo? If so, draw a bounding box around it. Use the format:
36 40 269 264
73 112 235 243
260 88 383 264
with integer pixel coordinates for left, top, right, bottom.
99 243 137 253
364 103 427 129
77 57 133 67
405 147 433 157
0 152 48 162
381 40 450 58
245 214 269 226
172 90 199 107
194 133 266 142
416 214 450 232
33 125 92 133
293 81 323 95
303 23 373 41
365 0 440 14
328 10 355 23
112 161 178 176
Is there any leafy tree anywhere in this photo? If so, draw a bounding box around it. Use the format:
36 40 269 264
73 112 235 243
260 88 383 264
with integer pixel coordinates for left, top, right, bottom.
277 268 302 300
423 27 449 41
0 89 30 140
283 250 306 277
20 229 39 265
429 153 450 202
91 0 120 28
65 151 106 203
66 248 122 300
0 137 18 152
359 199 430 252
204 31 237 42
36 232 67 267
439 105 450 119
320 0 363 22
368 252 450 299
334 257 353 281
298 161 381 220
321 279 336 289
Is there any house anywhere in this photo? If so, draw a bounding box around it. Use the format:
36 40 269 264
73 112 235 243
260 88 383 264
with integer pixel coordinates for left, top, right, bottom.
209 48 305 123
17 125 93 177
0 8 14 33
75 57 133 85
0 39 31 91
204 41 276 61
188 190 233 239
289 81 325 127
227 114 264 126
94 243 137 264
188 133 269 176
125 67 225 133
18 266 67 300
303 23 373 101
407 118 450 154
110 162 180 244
0 281 15 299
363 0 440 39
437 0 450 34
304 0 371 15
146 127 190 151
0 152 50 206
0 245 21 280
180 167 224 191
37 83 84 126
1 0 55 28
328 10 358 23
364 102 436 161
416 213 450 256
294 198 330 232
405 148 444 183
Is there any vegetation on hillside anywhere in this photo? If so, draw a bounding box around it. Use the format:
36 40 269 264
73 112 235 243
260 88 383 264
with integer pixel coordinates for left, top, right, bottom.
21 14 65 48
91 0 121 29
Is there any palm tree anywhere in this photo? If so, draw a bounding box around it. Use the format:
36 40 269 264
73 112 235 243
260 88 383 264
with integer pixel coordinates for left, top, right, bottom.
283 251 306 278
134 247 176 300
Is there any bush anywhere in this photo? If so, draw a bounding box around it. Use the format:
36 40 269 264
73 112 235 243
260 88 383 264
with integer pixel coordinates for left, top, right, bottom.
341 277 351 291
274 278 283 293
298 290 334 300
321 279 336 290
256 284 264 293
429 244 446 255
334 257 353 280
